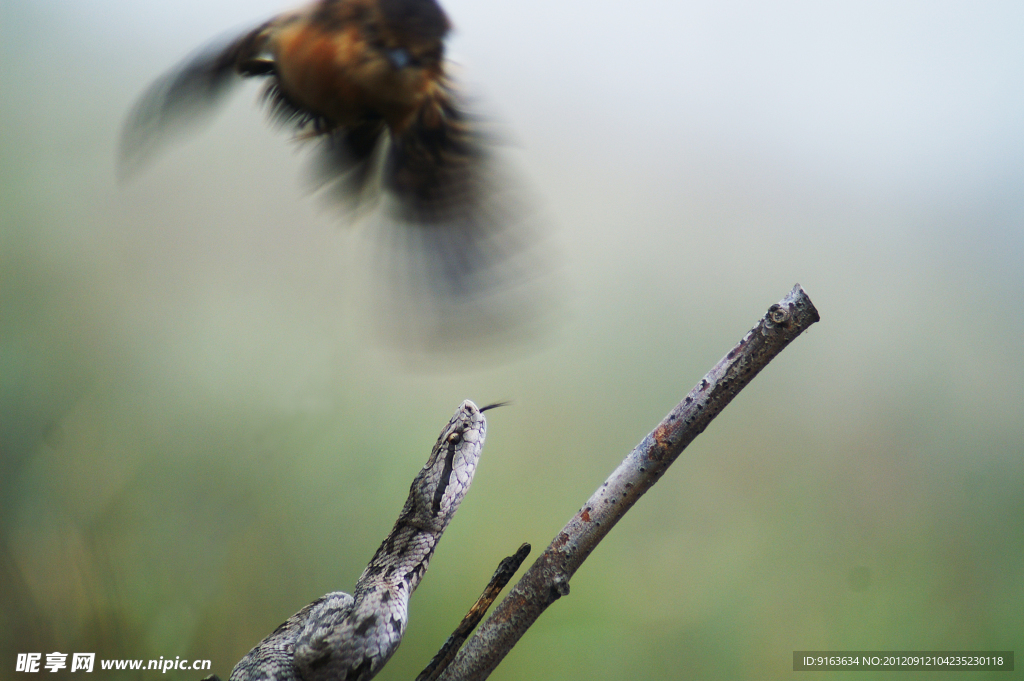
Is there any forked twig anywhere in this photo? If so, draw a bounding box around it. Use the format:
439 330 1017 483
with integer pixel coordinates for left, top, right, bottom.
416 544 532 681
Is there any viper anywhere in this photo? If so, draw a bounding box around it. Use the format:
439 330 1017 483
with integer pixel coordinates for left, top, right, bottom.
211 400 496 681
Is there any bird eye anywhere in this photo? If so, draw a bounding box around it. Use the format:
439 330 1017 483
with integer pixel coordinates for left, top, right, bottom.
385 47 413 70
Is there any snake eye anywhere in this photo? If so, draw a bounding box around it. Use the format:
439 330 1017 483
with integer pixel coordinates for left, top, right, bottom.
447 430 462 444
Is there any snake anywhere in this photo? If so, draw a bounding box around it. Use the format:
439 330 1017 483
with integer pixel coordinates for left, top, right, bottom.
224 400 493 681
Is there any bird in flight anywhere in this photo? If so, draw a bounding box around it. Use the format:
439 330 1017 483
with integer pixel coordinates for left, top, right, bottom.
120 0 554 354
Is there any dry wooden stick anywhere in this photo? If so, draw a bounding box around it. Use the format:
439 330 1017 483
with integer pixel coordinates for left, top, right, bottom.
434 284 820 681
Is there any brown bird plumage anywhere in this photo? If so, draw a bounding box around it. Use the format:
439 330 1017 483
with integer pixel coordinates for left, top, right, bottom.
121 0 553 353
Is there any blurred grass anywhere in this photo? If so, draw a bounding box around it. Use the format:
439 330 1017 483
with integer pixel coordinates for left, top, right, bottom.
3 1 1024 680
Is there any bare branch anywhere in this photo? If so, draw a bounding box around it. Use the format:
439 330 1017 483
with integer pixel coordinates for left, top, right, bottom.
417 544 532 681
435 284 820 681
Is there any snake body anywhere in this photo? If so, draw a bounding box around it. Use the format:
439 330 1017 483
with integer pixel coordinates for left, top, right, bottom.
228 400 488 681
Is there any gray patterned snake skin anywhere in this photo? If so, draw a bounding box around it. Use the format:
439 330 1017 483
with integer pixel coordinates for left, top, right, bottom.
227 400 490 681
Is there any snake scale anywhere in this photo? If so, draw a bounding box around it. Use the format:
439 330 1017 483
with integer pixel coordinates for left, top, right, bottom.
224 400 493 681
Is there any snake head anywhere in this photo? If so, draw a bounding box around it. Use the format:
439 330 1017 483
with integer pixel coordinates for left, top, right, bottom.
408 400 487 528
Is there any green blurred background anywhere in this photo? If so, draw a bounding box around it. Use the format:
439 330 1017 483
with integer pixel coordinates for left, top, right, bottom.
2 1 1022 679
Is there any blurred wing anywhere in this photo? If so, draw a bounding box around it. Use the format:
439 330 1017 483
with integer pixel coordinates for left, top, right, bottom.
303 116 390 219
359 82 560 354
384 83 489 227
118 22 273 179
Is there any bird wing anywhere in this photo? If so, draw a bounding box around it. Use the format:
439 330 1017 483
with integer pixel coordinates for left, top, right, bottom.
118 20 276 179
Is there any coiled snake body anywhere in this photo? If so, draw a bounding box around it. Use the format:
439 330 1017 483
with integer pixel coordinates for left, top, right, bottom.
228 400 489 681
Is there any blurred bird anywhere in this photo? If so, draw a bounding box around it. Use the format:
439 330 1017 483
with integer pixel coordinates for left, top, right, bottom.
120 0 554 354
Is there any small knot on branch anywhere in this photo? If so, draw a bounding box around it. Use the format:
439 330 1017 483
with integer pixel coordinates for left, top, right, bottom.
767 303 790 327
548 576 570 602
